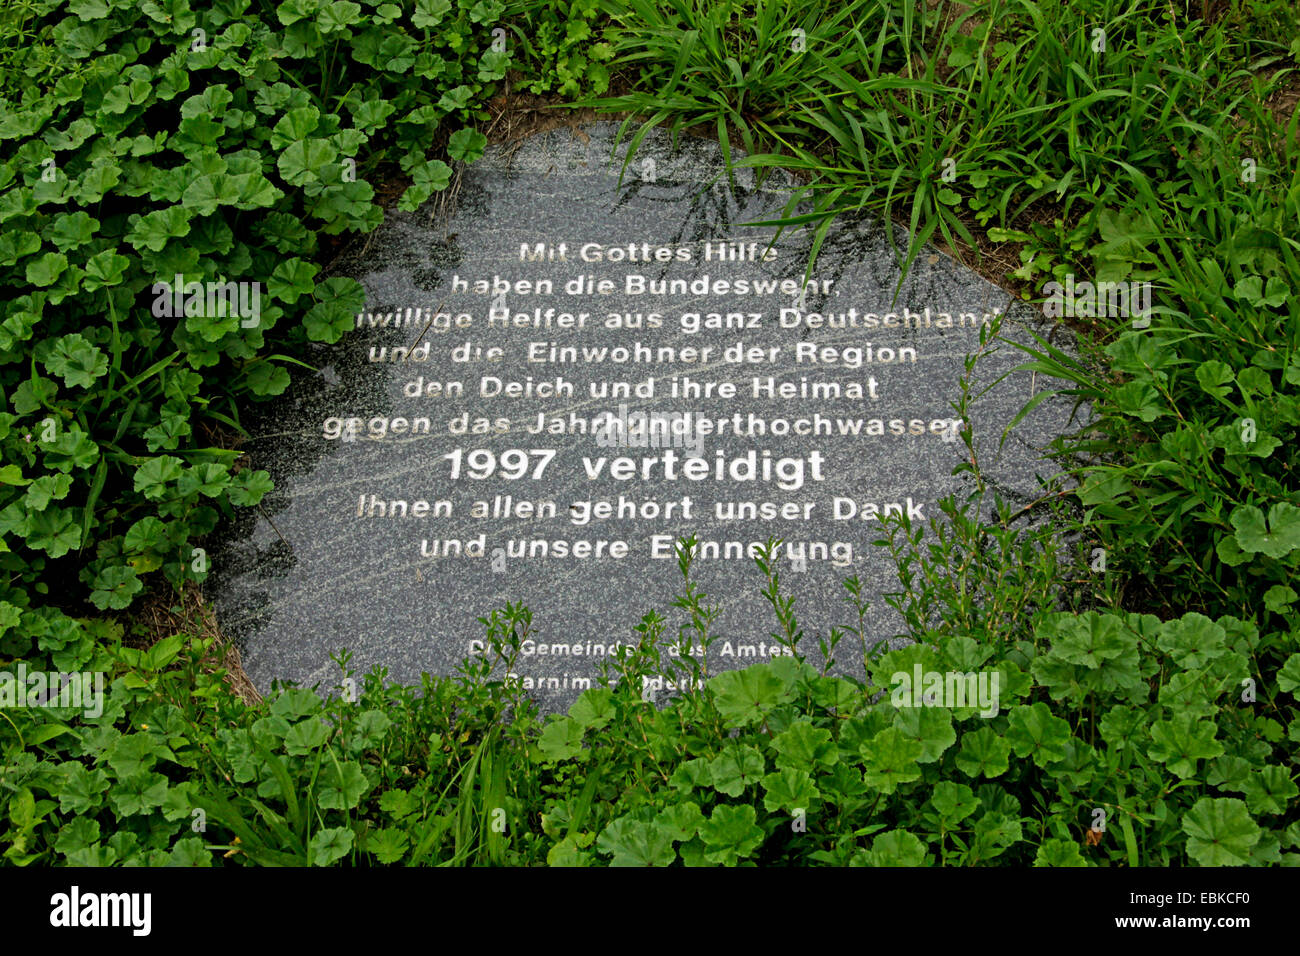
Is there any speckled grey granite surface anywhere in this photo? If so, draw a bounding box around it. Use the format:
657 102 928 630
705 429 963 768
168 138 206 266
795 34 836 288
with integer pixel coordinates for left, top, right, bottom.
208 122 1089 711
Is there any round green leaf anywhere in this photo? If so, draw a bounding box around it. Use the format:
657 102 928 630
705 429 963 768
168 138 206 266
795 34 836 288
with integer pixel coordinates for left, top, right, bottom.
1182 798 1260 866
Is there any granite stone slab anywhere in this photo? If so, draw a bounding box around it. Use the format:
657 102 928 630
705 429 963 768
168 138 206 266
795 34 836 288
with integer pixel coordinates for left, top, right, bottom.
208 121 1088 711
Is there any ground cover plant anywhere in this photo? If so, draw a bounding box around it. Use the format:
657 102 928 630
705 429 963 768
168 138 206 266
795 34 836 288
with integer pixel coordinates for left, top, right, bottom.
0 0 1297 866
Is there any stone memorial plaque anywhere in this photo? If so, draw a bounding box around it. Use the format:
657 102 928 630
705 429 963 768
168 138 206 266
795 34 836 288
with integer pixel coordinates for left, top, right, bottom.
211 121 1082 710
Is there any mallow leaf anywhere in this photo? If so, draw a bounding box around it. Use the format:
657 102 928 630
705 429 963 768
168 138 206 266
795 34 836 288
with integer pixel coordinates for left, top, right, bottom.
1230 503 1300 559
1182 798 1259 866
